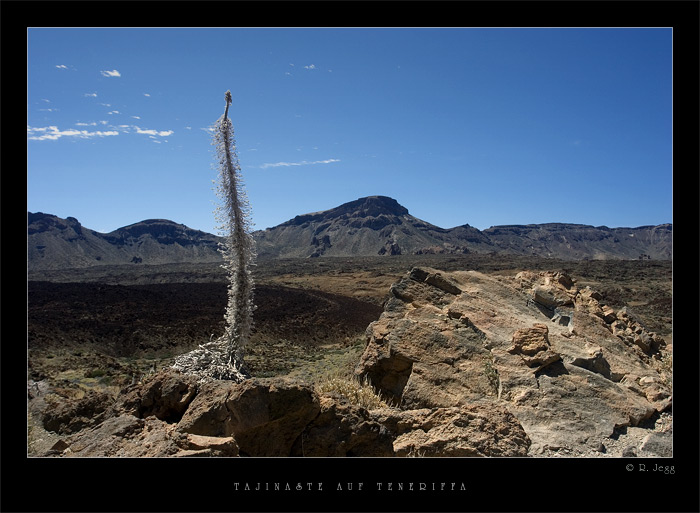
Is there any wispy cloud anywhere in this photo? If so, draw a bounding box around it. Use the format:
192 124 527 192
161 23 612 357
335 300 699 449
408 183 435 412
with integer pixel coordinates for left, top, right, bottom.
259 158 340 170
56 64 68 70
27 125 119 141
143 93 151 97
28 122 174 142
304 64 316 70
84 92 98 98
100 69 121 77
134 126 174 137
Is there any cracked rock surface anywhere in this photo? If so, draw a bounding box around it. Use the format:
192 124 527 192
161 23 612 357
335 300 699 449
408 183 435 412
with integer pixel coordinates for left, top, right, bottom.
356 267 672 457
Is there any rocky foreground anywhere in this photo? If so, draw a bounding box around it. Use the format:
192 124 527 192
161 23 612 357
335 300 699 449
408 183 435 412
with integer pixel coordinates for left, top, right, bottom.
28 266 671 458
355 267 672 457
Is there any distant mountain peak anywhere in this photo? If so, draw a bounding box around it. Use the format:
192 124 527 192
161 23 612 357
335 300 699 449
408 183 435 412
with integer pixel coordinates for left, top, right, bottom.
280 196 409 228
337 196 410 217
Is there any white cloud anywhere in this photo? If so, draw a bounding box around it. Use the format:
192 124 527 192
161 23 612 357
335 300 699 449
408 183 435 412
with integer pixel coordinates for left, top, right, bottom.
259 158 340 169
143 93 151 97
84 92 98 98
56 65 68 70
131 116 141 120
304 64 316 70
100 69 121 77
134 126 174 137
27 125 119 141
75 122 97 126
107 110 120 115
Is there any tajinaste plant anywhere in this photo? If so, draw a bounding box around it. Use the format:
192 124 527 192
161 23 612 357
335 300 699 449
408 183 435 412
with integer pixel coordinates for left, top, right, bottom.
173 91 256 381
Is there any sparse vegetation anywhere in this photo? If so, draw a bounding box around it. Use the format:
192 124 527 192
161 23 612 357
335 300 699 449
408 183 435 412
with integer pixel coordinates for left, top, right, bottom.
484 357 500 396
84 368 106 378
315 371 391 410
658 351 673 388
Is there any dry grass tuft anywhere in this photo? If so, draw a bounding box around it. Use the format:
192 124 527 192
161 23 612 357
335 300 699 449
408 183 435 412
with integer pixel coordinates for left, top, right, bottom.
315 372 391 410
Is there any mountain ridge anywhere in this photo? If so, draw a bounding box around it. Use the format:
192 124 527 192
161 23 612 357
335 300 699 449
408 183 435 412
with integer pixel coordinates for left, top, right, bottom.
27 196 672 271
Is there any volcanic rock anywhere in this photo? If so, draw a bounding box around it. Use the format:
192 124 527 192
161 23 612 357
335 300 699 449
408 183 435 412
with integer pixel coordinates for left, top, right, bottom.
356 266 672 456
176 378 320 457
117 369 199 422
507 323 562 371
42 390 113 434
370 404 530 457
291 395 395 456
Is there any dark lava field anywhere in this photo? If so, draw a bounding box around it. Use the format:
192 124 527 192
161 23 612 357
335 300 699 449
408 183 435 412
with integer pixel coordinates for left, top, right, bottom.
28 254 672 388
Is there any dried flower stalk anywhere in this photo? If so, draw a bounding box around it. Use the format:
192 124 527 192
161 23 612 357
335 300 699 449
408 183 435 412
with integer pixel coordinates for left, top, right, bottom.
173 91 255 382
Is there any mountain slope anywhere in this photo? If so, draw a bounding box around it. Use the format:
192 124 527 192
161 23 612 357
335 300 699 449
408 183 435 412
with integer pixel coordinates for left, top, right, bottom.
253 196 672 260
27 196 673 271
28 213 222 271
483 223 673 260
254 196 492 258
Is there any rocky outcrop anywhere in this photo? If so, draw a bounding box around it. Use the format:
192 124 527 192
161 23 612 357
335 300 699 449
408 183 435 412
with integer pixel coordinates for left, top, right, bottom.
370 404 530 457
33 368 527 458
507 323 562 371
356 267 672 456
177 378 321 457
41 390 113 434
118 368 200 422
291 395 395 456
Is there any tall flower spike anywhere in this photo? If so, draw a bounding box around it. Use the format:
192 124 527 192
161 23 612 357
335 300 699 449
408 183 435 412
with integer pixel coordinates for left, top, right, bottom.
173 90 256 382
215 90 256 368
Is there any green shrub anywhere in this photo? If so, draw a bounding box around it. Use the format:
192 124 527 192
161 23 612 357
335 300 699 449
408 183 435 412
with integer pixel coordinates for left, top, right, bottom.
85 368 106 378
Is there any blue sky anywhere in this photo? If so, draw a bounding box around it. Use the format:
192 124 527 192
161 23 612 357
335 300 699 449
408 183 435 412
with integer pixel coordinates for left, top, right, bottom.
27 27 672 234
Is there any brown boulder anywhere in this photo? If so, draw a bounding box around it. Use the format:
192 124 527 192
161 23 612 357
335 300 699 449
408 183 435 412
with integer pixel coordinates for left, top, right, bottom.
117 369 199 422
291 395 394 457
42 390 112 434
371 404 530 457
56 414 239 457
177 378 320 456
357 267 497 409
507 323 561 371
